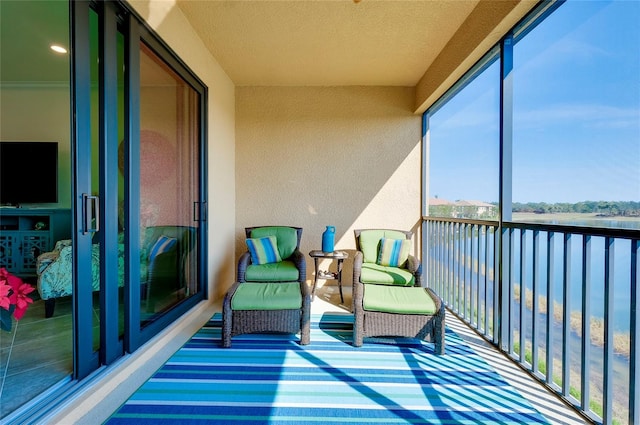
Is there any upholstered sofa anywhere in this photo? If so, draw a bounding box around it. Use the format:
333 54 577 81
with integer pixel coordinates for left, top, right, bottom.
36 225 195 317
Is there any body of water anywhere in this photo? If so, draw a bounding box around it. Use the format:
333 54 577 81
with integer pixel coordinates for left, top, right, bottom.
429 216 639 332
515 216 638 332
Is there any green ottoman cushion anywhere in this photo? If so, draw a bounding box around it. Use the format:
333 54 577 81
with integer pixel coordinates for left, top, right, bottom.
245 260 300 282
363 285 437 314
231 282 302 310
361 263 415 286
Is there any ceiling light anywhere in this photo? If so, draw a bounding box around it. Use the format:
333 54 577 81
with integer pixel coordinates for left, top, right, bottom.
50 44 67 54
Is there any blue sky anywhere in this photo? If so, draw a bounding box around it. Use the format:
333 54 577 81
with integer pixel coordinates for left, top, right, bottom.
429 0 639 204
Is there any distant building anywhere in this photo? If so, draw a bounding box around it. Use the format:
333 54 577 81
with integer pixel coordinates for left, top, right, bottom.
428 198 497 219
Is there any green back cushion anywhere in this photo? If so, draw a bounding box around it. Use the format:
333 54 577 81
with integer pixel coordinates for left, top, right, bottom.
363 285 437 315
377 238 411 267
359 230 408 264
231 282 302 310
246 236 282 265
250 227 298 259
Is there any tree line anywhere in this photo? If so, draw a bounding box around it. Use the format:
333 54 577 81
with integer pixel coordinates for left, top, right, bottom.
510 201 640 217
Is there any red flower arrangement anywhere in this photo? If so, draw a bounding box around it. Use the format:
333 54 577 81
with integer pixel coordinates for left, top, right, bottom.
0 268 35 332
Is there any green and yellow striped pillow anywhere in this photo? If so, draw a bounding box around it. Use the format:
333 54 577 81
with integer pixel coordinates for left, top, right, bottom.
376 238 411 268
246 236 282 265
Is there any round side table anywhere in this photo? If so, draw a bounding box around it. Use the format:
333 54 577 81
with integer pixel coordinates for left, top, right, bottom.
308 250 349 303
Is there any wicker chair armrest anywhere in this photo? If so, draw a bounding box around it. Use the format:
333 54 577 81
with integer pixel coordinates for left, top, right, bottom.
352 250 364 304
223 281 242 312
237 252 251 282
406 254 422 287
353 250 363 276
299 277 311 298
406 254 419 273
289 249 307 282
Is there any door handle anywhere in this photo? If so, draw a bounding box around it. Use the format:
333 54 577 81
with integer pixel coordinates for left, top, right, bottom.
193 201 207 222
82 193 100 234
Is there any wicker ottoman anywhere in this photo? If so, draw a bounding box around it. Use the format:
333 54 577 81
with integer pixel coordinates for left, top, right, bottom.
353 285 445 354
222 281 311 347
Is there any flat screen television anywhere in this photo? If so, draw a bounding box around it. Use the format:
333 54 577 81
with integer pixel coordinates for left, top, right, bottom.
0 141 58 206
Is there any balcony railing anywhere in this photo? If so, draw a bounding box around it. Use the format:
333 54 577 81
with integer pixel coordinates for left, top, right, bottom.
423 217 639 425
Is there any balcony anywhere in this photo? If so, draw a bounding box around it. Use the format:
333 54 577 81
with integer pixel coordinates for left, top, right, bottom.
424 216 639 425
48 252 593 425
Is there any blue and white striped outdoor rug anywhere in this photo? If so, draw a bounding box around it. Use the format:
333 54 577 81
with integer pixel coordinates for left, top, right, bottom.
105 313 549 424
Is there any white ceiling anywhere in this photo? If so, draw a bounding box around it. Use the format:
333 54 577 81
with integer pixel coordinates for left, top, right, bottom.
176 0 481 87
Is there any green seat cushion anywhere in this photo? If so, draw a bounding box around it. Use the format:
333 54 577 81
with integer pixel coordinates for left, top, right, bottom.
363 285 437 315
231 282 302 310
246 260 300 282
250 226 298 259
359 229 408 264
360 263 414 286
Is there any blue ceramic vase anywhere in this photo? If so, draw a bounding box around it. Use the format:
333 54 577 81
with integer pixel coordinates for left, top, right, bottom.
322 226 335 253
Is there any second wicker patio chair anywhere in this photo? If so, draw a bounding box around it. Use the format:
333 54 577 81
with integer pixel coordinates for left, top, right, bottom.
352 228 445 354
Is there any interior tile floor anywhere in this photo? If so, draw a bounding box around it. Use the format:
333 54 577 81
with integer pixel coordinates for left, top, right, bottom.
0 289 74 418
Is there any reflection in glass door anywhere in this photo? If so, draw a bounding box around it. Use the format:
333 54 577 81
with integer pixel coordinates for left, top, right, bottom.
0 0 72 418
138 42 201 327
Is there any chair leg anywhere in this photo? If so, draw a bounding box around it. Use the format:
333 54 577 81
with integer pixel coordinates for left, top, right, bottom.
427 288 446 355
222 299 232 348
353 311 364 347
44 299 56 318
299 313 310 345
434 311 446 355
299 289 311 345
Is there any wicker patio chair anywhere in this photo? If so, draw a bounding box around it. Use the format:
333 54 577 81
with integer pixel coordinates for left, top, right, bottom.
222 226 310 347
352 229 445 354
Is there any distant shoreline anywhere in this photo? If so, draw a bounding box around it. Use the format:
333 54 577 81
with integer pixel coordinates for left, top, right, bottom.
513 212 640 227
513 211 639 220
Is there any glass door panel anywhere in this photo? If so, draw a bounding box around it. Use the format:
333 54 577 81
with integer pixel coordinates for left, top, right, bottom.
0 0 72 418
138 42 200 325
89 6 101 354
117 30 126 339
76 0 124 377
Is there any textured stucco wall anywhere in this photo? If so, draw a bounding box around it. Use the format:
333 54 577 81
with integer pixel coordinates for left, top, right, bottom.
236 86 422 287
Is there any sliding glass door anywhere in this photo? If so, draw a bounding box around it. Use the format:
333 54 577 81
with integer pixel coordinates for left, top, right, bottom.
1 0 206 418
74 0 207 370
123 9 207 350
